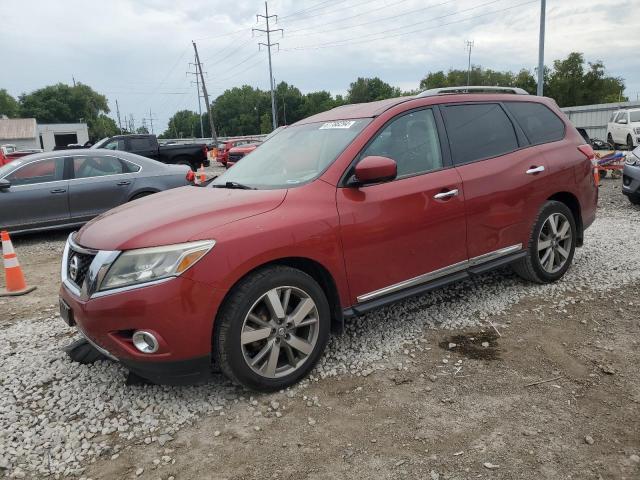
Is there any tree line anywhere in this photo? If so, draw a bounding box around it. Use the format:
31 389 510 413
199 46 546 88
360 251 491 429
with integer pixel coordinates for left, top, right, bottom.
0 52 627 141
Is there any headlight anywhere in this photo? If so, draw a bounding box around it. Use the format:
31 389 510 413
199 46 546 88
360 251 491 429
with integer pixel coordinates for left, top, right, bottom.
634 127 640 135
99 240 215 291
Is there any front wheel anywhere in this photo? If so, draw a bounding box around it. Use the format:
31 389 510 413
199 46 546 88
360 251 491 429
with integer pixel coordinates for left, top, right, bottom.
607 133 616 149
512 201 577 283
628 195 640 206
627 135 634 151
213 266 330 391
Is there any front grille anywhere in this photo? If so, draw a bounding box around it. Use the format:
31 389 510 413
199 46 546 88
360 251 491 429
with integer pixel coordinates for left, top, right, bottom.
228 153 245 162
68 250 95 288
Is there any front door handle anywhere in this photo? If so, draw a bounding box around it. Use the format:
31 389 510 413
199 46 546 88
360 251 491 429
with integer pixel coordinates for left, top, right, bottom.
50 188 66 194
433 189 459 200
116 181 131 186
526 166 545 175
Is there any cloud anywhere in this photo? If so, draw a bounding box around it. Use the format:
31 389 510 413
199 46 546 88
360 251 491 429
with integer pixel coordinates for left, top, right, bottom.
1 0 638 134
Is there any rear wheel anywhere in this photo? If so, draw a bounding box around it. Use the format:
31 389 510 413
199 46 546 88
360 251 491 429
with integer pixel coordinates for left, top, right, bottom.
214 266 330 391
512 201 576 283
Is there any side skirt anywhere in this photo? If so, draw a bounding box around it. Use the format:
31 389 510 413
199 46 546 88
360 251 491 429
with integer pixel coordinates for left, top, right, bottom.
343 251 526 319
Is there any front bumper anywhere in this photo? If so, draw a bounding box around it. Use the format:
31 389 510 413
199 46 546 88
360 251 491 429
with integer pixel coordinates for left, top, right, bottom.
59 234 226 385
622 163 640 197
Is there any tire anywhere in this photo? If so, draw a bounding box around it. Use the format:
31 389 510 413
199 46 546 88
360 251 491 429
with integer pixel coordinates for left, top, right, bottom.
213 265 330 392
607 133 616 149
627 135 634 151
629 195 640 206
63 338 108 364
512 200 577 284
130 191 154 201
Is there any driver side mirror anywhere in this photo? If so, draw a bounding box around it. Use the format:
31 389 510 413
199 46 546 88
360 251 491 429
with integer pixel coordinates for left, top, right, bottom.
350 156 397 186
0 179 10 190
618 118 628 124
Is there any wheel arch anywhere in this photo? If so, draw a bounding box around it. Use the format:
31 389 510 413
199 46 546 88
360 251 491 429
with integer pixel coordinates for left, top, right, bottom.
547 191 583 246
128 189 159 201
215 256 344 336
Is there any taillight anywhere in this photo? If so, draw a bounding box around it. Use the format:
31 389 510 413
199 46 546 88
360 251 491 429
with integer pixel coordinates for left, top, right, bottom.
201 145 208 156
186 170 195 182
577 144 595 161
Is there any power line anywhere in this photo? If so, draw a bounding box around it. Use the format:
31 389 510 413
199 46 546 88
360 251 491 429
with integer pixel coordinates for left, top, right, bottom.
279 0 346 21
281 0 533 51
253 2 283 130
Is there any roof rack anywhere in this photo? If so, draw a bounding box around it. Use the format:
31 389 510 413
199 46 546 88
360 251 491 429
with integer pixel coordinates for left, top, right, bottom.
416 86 530 97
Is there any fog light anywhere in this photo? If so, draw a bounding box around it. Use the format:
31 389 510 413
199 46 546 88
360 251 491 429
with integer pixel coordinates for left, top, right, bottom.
132 330 159 354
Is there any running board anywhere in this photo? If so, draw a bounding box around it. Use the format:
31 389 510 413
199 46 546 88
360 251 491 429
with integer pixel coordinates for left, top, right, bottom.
343 251 525 318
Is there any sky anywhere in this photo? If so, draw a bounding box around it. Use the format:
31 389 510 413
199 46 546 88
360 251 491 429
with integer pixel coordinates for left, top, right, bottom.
1 0 638 136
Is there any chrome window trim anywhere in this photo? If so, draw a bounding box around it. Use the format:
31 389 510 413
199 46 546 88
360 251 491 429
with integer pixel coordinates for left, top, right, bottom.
356 243 522 303
68 153 143 181
1 156 68 186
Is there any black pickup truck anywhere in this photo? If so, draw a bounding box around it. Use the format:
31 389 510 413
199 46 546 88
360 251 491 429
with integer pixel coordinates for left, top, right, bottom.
91 134 209 171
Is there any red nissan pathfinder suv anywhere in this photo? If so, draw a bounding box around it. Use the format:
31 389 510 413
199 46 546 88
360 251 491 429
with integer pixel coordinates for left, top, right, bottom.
59 87 598 391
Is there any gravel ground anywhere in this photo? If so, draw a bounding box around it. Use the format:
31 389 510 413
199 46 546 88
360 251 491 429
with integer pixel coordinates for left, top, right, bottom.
1 177 639 479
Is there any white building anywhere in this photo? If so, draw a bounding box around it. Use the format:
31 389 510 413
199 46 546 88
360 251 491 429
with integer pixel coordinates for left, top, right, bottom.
0 118 89 151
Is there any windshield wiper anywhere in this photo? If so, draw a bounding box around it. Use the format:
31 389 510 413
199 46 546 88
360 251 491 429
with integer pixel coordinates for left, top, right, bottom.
212 181 256 190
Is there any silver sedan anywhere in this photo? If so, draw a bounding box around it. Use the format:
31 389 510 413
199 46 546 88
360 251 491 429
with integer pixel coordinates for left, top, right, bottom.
0 149 193 234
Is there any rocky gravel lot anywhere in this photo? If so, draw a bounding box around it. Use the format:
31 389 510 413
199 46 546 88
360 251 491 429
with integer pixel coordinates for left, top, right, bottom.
1 177 639 479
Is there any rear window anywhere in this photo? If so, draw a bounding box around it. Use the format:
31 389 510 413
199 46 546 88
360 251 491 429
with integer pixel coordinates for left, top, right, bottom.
441 103 519 165
506 102 565 145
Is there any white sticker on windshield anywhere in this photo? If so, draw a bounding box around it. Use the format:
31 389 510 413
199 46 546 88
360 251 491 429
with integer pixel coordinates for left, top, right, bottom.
319 120 356 130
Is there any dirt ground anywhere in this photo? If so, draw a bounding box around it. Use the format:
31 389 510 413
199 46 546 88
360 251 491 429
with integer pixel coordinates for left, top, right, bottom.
2 177 640 479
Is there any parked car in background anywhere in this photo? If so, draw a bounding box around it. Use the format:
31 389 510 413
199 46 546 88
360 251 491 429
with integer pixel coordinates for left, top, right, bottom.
622 146 640 205
607 109 640 149
0 150 194 234
59 87 597 391
216 138 261 166
0 148 8 166
226 127 286 168
91 134 209 171
1 144 43 159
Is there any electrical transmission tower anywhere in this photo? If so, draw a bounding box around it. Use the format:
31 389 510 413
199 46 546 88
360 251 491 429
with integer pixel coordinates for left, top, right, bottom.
187 58 205 139
192 41 218 144
253 2 283 130
465 40 474 86
144 109 157 135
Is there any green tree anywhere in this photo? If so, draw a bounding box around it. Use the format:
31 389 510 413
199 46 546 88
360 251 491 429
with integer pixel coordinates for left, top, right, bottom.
211 85 271 136
136 126 149 134
347 77 401 104
162 110 201 138
89 114 119 140
419 67 537 94
19 83 111 140
0 89 20 117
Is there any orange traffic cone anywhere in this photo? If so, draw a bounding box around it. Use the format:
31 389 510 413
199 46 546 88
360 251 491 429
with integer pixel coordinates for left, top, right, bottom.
199 164 206 184
1 231 36 296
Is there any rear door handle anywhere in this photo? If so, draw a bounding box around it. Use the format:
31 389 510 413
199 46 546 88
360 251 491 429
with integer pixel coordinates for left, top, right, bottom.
50 188 66 194
116 181 131 186
433 189 459 199
526 166 545 175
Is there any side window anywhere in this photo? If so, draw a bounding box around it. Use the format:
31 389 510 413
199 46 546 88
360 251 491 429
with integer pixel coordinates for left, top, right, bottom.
618 112 629 124
442 103 518 165
506 102 565 144
73 156 125 178
7 158 63 185
104 139 124 150
121 159 141 173
360 109 443 177
130 138 151 151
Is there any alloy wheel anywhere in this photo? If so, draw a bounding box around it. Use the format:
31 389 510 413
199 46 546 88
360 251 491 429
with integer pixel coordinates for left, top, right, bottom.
537 213 572 274
240 286 319 378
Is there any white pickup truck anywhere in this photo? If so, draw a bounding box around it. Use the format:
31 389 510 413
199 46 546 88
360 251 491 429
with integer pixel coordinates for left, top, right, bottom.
607 109 640 149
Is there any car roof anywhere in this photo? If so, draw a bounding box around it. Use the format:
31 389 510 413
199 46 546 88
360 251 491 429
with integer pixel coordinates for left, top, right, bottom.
295 97 413 125
1 148 165 169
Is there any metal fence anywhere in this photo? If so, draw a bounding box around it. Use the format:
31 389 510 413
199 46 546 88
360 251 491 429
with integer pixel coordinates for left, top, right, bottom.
561 100 640 141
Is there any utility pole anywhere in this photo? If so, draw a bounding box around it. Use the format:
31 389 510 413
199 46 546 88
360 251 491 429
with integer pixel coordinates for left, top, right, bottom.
253 2 283 130
144 109 157 135
72 76 76 87
465 40 474 86
187 57 205 138
537 0 546 96
115 100 123 134
192 41 218 143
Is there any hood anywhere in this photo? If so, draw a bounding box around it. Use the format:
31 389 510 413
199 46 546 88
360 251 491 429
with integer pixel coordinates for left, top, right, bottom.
75 186 287 251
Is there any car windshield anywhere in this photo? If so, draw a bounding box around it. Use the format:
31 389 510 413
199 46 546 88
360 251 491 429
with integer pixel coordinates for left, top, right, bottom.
211 119 370 189
0 159 24 178
630 111 640 123
90 138 109 149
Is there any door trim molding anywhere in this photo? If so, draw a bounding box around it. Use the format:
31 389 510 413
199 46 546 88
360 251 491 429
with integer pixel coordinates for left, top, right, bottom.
355 243 522 303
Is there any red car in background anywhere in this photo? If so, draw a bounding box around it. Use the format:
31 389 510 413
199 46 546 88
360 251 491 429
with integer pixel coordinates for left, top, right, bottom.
227 126 286 168
60 87 597 391
216 138 260 166
0 149 8 166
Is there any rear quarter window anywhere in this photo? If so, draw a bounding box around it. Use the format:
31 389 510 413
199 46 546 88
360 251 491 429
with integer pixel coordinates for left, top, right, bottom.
441 103 519 165
506 102 565 145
